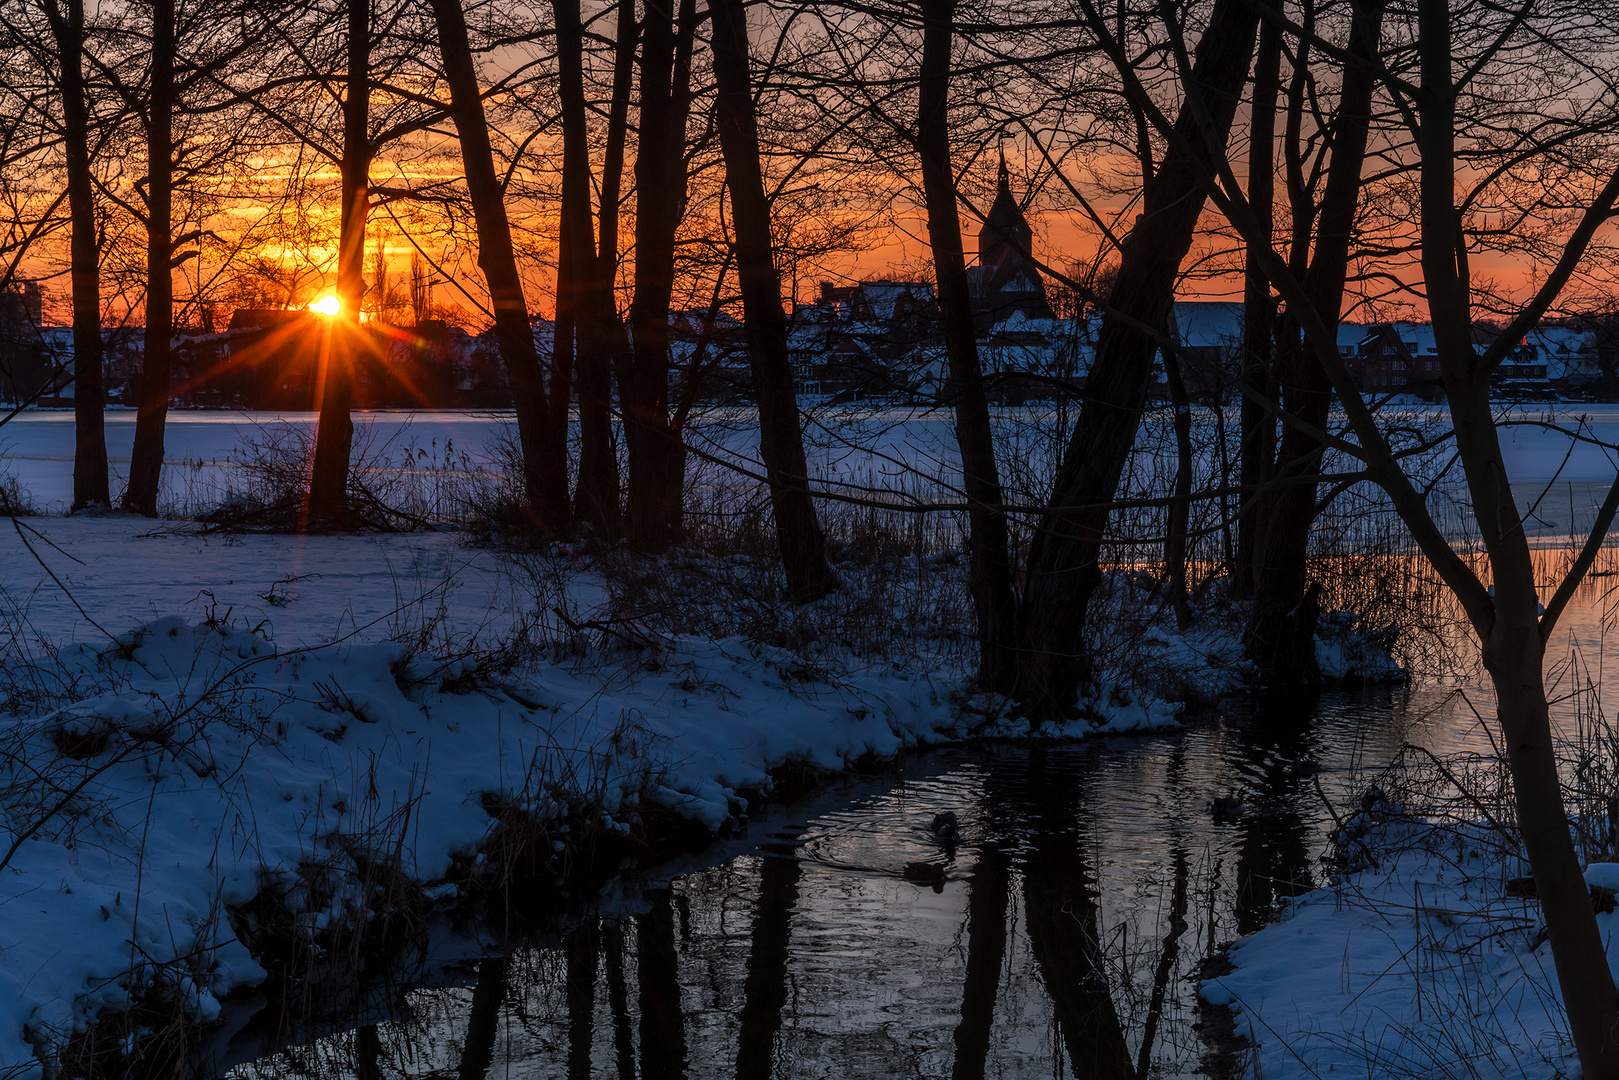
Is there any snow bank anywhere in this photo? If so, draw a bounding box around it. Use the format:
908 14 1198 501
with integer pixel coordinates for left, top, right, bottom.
1202 815 1608 1079
0 608 1174 1076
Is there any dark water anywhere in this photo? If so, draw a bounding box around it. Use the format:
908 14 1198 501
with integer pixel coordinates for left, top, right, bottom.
219 680 1506 1080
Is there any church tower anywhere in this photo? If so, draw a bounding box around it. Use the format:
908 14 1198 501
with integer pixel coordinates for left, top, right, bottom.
969 149 1053 324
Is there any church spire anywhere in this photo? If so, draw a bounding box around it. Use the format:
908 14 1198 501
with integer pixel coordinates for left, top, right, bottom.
997 144 1010 195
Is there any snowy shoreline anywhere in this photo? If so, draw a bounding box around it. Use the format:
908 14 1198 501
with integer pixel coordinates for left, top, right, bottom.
0 512 1410 1076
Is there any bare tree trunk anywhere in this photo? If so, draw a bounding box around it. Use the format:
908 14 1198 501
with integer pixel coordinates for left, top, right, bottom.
550 0 587 527
306 0 367 529
123 0 173 517
1246 0 1387 680
428 0 567 529
709 0 838 601
572 0 633 536
1162 356 1193 629
624 0 694 551
46 0 108 511
1234 6 1281 598
1415 1 1619 1070
917 0 1020 690
1016 0 1259 716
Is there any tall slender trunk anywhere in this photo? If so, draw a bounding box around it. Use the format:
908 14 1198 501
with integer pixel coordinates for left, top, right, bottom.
624 0 694 551
1246 0 1387 680
549 0 585 526
429 0 567 529
918 0 1020 690
1414 0 1619 1069
1162 355 1194 629
123 0 174 517
1016 0 1259 715
1234 7 1281 598
48 0 108 511
710 0 837 601
572 0 634 535
306 0 368 528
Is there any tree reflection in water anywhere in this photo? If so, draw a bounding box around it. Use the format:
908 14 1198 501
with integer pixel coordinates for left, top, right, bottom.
229 693 1418 1080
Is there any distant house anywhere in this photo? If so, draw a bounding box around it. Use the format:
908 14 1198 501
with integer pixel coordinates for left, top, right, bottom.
0 283 54 404
1532 326 1601 392
1164 301 1245 398
1342 324 1419 393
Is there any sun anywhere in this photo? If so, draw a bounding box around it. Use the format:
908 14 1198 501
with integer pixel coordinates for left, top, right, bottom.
308 295 341 317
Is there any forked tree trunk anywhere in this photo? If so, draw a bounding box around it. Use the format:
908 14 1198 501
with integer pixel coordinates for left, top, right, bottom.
571 0 633 536
623 0 694 551
1234 6 1281 598
47 0 109 511
709 0 838 601
917 0 1020 690
123 0 174 517
1245 0 1386 680
429 0 567 529
1016 0 1259 715
306 0 368 529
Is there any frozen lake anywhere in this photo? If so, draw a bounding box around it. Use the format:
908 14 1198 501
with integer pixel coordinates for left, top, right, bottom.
0 403 1615 524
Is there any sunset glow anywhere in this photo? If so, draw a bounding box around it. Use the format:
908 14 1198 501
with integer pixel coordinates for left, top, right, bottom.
308 295 341 317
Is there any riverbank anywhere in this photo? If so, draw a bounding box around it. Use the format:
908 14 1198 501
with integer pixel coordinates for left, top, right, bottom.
0 512 1412 1077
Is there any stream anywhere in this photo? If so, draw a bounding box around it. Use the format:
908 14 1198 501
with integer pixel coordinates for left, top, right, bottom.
206 684 1513 1079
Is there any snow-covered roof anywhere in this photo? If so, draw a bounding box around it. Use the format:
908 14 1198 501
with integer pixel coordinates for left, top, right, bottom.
1170 301 1245 349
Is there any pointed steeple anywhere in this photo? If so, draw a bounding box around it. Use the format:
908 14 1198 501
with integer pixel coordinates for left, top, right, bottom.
972 143 1055 322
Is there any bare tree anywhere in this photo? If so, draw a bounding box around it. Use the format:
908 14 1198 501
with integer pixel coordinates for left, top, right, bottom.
1015 0 1261 716
917 0 1020 690
1131 0 1619 1066
40 0 110 510
429 0 568 530
623 0 698 551
709 0 838 600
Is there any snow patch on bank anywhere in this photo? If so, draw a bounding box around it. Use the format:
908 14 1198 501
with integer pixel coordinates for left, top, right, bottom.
1202 816 1607 1079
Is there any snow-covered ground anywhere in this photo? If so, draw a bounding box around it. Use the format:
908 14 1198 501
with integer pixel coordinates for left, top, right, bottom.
0 513 1208 1078
1202 813 1611 1080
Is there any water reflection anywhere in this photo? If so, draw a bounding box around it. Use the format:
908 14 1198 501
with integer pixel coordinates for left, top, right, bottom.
225 667 1616 1079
